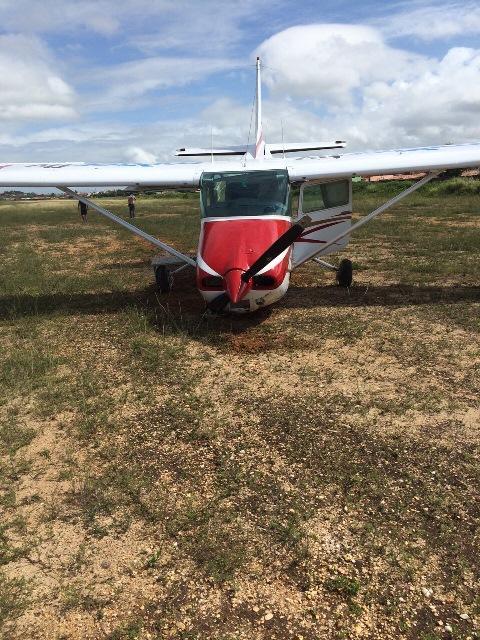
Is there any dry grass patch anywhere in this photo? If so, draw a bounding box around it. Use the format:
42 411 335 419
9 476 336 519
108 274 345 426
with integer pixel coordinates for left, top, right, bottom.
0 191 479 639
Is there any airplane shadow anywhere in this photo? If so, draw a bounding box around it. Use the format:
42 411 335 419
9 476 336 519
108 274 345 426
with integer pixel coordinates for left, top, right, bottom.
0 282 477 335
282 283 480 310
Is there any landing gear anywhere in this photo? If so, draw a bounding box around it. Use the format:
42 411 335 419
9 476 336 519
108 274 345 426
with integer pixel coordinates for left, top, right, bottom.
336 258 353 287
154 265 171 293
151 255 194 294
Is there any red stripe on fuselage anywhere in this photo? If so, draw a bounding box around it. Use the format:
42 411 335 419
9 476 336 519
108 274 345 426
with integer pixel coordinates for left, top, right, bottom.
299 217 351 238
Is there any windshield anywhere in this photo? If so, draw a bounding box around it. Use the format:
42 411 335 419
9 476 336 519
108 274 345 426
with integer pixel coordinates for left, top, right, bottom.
200 170 289 217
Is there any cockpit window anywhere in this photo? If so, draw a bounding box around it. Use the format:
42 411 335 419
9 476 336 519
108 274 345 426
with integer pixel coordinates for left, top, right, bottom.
200 170 289 217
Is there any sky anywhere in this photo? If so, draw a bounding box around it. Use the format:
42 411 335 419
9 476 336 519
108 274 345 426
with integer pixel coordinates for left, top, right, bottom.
1 0 480 166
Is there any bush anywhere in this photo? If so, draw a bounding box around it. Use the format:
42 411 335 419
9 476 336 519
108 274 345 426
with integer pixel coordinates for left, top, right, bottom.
353 177 480 198
425 177 480 196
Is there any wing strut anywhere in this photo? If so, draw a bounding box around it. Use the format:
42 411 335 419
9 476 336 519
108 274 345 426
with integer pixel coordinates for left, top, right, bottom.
58 187 195 266
303 171 441 262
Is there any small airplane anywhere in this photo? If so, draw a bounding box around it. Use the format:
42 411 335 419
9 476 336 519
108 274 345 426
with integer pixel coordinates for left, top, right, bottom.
2 58 480 313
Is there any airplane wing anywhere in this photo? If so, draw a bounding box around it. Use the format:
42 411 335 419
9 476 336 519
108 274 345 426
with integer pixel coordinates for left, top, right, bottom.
286 142 480 182
1 142 480 189
0 162 203 188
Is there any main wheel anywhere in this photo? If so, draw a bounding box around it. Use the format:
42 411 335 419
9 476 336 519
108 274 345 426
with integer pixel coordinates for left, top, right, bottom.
336 258 353 287
155 265 171 293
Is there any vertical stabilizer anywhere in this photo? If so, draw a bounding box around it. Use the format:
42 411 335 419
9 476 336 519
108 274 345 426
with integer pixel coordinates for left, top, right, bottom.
254 57 265 159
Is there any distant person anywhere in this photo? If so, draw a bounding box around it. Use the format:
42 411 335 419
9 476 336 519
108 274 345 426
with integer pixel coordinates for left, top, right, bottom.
128 194 136 219
78 200 88 223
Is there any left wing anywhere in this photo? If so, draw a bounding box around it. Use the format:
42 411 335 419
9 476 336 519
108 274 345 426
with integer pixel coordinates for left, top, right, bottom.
286 142 480 182
0 162 203 188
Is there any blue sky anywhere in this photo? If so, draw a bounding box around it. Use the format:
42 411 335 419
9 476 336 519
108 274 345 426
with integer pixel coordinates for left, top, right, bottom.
1 0 480 164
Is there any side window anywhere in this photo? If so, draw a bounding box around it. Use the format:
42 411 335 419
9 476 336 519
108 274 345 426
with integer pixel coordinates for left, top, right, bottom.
322 180 349 208
290 185 300 215
300 180 350 213
301 184 325 213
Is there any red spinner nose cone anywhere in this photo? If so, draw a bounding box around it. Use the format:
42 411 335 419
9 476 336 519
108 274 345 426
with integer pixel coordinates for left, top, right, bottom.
224 269 251 304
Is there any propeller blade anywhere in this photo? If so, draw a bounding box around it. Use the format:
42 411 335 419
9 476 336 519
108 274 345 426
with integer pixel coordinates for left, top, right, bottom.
242 215 312 282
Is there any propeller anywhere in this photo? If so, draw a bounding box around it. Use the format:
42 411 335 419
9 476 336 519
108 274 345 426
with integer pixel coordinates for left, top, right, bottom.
241 215 312 283
207 215 312 313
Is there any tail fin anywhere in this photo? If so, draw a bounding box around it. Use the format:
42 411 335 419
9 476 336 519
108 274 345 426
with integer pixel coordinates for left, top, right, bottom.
254 57 265 159
174 57 346 160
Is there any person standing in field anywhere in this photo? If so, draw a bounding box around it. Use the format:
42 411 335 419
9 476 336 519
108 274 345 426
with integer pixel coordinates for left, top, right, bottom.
128 193 136 219
78 200 88 223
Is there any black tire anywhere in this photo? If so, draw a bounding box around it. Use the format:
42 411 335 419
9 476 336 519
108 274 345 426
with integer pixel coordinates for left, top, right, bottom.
155 265 171 293
336 258 353 287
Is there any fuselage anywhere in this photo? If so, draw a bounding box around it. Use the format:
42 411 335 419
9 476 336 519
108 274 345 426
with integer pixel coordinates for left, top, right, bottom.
196 169 292 313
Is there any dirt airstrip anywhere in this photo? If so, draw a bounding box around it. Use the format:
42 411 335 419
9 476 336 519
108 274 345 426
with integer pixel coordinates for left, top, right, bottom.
0 193 479 639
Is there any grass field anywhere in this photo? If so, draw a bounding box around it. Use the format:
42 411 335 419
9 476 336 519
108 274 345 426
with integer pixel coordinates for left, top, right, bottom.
0 188 479 640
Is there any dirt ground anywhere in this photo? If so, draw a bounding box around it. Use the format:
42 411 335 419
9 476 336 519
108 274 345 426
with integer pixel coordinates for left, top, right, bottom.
0 193 479 640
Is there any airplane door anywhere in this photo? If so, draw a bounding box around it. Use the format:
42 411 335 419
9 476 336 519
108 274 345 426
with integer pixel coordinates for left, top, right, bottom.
292 178 352 267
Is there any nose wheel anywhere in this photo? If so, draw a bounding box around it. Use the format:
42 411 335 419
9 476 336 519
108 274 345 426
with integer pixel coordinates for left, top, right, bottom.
336 258 353 287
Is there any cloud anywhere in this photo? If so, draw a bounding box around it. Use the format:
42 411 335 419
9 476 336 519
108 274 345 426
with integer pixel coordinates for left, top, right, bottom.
256 24 427 106
0 116 212 163
0 0 279 52
84 56 240 111
2 11 480 166
254 23 480 149
129 0 280 55
0 0 122 36
0 35 76 122
376 2 480 41
125 146 157 163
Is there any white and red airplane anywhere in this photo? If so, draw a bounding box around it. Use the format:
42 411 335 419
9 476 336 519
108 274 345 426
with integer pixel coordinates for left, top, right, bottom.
2 58 480 313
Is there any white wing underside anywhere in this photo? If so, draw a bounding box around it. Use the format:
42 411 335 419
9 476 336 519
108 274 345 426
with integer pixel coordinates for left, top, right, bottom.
1 142 480 187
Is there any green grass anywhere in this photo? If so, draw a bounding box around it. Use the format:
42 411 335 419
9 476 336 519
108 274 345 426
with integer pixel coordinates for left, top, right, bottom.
0 573 30 628
0 189 479 639
324 575 361 598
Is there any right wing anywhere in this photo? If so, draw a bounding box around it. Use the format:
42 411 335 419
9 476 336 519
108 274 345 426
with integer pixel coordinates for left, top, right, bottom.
286 142 480 182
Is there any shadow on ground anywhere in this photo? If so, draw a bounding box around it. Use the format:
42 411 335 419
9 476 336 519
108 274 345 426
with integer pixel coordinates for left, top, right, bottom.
283 283 480 309
1 283 478 323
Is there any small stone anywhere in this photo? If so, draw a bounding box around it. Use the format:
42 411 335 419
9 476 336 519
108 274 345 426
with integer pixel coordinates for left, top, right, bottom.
422 587 433 598
253 606 259 613
264 612 274 621
460 613 469 620
445 625 453 633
